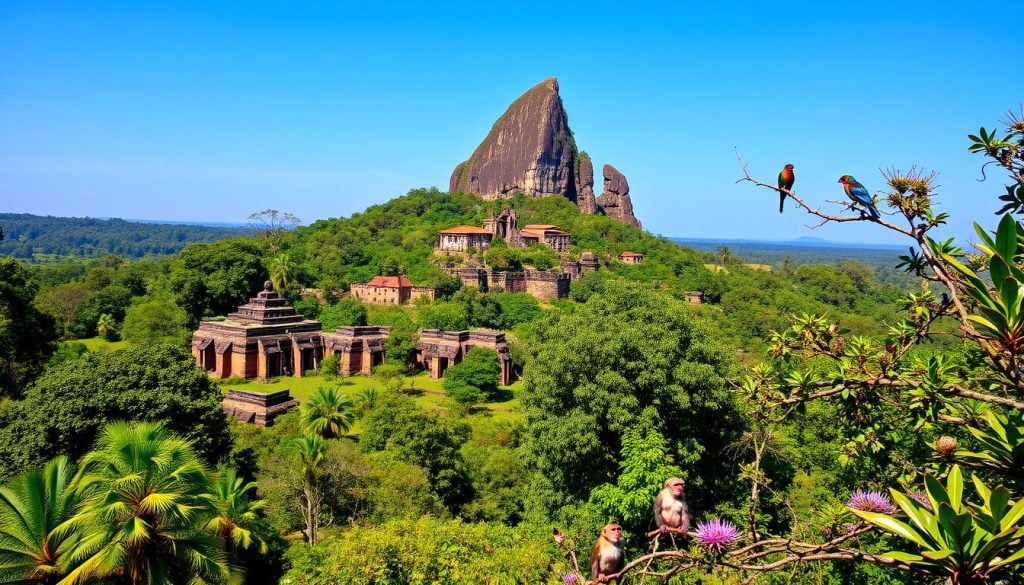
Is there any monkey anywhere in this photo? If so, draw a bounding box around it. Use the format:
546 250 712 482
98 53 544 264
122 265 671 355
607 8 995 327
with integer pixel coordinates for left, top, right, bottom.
653 477 690 536
589 523 624 584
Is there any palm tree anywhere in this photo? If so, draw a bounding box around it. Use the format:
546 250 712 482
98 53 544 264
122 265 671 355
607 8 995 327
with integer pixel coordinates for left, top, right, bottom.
269 253 293 294
203 468 268 554
301 387 357 439
0 456 82 585
295 435 326 545
96 313 117 341
60 421 228 585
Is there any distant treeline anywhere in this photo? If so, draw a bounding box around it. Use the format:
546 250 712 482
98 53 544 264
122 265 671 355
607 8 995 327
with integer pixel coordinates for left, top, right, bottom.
0 213 245 260
672 238 915 288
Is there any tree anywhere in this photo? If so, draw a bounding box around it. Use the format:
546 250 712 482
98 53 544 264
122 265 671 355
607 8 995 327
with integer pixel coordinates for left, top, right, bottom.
0 258 57 398
33 282 92 338
442 347 500 405
169 238 267 327
0 344 232 480
0 456 82 585
301 387 358 439
248 209 301 255
295 435 327 545
61 421 228 585
95 312 117 341
269 253 294 294
318 297 368 330
203 468 268 555
119 296 189 346
521 279 744 517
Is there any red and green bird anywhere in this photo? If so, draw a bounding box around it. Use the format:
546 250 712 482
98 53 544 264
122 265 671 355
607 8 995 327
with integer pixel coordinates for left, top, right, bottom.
777 164 795 213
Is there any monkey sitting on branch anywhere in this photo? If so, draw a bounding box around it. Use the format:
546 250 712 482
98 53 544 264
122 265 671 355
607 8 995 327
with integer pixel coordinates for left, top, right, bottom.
589 523 625 583
647 477 690 543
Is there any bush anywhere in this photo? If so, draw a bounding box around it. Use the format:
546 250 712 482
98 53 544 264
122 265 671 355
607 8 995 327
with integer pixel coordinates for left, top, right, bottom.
442 347 500 405
319 354 340 380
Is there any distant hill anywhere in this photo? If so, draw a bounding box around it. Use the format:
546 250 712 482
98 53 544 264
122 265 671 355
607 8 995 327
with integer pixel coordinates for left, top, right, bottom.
0 213 246 261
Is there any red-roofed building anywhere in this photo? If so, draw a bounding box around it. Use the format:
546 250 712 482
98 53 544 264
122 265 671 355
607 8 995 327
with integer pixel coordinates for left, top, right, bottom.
350 275 435 305
437 225 494 252
520 224 570 252
618 251 644 265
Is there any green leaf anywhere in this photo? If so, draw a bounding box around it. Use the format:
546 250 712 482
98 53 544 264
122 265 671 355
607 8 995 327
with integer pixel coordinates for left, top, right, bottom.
947 466 964 512
996 214 1018 260
851 509 929 547
882 551 926 563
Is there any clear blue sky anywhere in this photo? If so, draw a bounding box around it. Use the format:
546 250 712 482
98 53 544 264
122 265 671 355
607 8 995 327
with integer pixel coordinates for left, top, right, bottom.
1 1 1021 244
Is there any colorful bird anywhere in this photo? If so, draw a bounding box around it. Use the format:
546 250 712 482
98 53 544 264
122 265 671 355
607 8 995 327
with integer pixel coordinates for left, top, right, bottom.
777 164 795 213
838 175 880 220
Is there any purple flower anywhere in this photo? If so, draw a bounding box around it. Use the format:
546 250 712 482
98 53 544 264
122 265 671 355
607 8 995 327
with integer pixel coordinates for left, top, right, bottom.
695 519 741 553
846 490 895 514
560 571 581 584
908 492 933 511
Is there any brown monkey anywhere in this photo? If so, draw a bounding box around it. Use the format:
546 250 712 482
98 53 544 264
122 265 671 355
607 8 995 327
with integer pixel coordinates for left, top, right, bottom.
653 477 690 535
589 523 624 583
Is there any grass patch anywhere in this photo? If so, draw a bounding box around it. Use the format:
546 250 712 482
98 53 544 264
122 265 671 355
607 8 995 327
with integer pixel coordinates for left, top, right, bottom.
74 337 131 352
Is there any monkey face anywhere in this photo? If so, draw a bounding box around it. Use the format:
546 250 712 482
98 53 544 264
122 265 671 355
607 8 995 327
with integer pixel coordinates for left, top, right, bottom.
669 479 684 497
603 524 623 544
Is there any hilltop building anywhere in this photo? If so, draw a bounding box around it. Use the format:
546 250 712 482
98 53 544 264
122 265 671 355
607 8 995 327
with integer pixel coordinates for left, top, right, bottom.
520 224 570 252
437 226 493 252
618 251 644 265
350 275 435 305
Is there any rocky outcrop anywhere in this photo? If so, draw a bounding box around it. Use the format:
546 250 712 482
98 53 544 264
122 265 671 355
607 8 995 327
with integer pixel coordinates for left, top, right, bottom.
450 78 577 201
596 164 641 229
574 154 598 215
450 78 642 228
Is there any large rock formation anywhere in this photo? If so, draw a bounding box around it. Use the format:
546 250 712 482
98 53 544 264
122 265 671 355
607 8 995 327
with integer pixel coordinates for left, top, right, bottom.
596 164 641 229
450 78 641 229
574 154 598 215
450 78 576 200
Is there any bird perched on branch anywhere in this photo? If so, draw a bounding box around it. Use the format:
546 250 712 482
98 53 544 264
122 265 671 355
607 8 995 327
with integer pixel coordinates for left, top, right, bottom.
777 164 795 213
838 175 880 220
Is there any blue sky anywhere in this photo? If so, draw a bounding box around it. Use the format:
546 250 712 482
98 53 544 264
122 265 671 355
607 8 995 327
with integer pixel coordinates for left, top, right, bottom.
1 2 1021 244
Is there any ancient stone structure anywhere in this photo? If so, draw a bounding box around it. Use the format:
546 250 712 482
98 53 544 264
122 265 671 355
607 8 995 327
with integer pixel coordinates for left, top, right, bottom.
416 329 514 385
618 251 644 265
561 251 600 279
684 291 704 305
350 276 435 305
192 282 324 380
575 155 598 215
457 266 570 302
520 224 570 253
436 226 493 252
597 165 641 229
450 78 576 202
482 208 522 248
450 78 642 228
324 326 390 375
222 389 298 426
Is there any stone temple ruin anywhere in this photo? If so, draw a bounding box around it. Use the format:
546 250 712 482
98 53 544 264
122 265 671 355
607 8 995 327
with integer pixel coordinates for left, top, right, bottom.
192 282 390 380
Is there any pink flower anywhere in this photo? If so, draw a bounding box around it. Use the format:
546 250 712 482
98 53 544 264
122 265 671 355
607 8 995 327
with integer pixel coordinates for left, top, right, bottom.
908 492 933 511
846 490 895 514
695 519 741 553
560 571 581 584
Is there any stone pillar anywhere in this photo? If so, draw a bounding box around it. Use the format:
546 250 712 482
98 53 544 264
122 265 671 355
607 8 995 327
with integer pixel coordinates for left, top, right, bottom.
293 343 303 377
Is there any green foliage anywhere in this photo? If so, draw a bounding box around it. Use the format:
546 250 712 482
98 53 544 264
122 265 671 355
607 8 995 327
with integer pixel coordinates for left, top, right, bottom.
0 344 232 480
852 465 1024 583
300 387 358 439
0 258 57 398
0 455 82 585
589 427 685 531
374 363 406 393
443 347 500 405
318 296 368 329
967 112 1024 216
63 421 229 585
169 238 267 327
417 299 470 331
360 394 473 510
120 295 189 346
319 353 340 380
0 212 244 260
522 279 744 517
283 516 559 585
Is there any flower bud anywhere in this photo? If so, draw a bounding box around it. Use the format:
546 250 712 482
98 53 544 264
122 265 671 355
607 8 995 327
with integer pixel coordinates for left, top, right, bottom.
935 436 957 456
